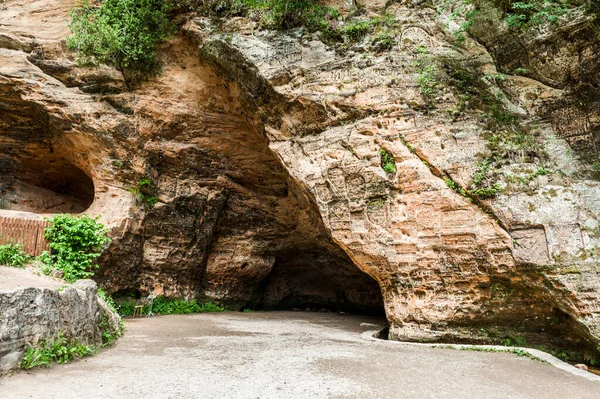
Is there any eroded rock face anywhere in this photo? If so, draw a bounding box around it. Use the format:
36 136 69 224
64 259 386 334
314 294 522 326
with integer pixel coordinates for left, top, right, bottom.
0 0 383 314
1 0 599 361
184 1 600 357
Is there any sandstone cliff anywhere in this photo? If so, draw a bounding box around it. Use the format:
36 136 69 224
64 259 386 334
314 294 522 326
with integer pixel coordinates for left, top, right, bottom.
1 0 599 363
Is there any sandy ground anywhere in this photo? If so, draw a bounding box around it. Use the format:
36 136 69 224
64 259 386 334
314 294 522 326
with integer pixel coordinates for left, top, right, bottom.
0 311 597 399
0 266 64 291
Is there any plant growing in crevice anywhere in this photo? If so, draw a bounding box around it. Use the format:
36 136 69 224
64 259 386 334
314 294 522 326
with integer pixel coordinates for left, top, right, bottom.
223 0 339 31
447 0 479 45
380 149 397 174
444 177 469 198
414 47 441 109
503 0 572 31
440 57 551 199
130 178 158 207
97 288 125 346
371 28 397 51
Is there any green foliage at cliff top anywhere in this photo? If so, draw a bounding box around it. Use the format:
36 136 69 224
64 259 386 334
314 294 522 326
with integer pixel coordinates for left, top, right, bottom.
67 0 174 82
215 0 339 30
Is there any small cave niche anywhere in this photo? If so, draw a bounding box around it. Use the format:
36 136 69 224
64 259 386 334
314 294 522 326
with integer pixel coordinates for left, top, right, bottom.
257 248 385 316
2 152 95 214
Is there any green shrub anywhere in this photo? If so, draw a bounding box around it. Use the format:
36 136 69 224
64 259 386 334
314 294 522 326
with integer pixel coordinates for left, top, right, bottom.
504 0 572 31
152 296 201 314
198 301 227 312
117 296 226 316
21 333 96 370
67 0 174 83
0 243 30 268
117 300 137 317
40 214 111 283
470 183 501 199
341 20 372 40
233 0 338 31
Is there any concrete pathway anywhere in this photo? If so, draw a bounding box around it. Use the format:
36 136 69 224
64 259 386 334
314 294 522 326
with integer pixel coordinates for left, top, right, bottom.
0 312 597 398
0 266 64 291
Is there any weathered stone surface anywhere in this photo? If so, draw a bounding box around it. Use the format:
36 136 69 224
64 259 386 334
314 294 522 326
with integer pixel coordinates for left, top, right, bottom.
1 0 599 362
0 278 120 372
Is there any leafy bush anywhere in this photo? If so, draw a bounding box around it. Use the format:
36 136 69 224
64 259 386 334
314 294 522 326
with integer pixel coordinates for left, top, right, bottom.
153 296 202 314
232 0 339 31
21 333 96 370
371 29 396 51
67 0 174 83
41 214 111 283
0 243 30 268
341 20 372 40
21 346 52 369
117 300 137 317
470 183 501 199
504 0 572 31
198 301 227 312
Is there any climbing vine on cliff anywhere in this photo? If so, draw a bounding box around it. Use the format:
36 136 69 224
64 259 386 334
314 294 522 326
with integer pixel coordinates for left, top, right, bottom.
67 0 174 83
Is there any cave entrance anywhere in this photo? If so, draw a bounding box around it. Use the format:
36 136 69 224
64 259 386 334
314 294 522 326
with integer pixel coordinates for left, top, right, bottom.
258 248 385 316
2 151 94 214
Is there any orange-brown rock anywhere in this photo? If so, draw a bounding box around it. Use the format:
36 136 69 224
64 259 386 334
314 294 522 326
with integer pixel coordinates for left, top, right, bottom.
1 0 600 363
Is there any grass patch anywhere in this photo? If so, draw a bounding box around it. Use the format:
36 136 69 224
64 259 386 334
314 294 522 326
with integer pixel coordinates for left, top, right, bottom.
459 345 546 362
21 333 96 370
117 296 227 317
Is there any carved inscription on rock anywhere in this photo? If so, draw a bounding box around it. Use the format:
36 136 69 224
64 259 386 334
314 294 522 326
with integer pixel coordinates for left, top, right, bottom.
547 224 584 258
510 228 550 264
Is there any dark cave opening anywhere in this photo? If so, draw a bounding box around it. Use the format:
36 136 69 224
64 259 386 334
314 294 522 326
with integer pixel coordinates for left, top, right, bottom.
257 249 386 316
2 152 95 214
